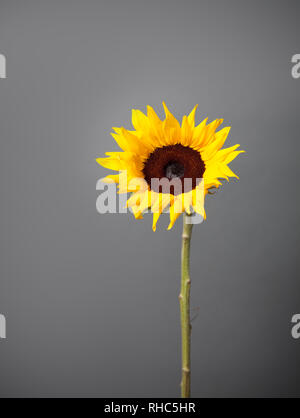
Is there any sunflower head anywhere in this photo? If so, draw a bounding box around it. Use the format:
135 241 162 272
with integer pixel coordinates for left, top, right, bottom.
97 103 244 230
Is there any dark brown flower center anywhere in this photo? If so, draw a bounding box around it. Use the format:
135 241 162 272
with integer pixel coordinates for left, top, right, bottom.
142 144 205 195
164 161 185 179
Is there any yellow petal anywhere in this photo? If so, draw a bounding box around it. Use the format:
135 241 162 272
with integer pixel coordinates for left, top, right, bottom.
204 163 228 181
192 186 205 216
110 132 130 152
212 144 241 162
183 191 193 214
201 126 231 161
132 109 147 129
131 206 143 219
150 192 172 214
100 174 119 184
139 190 152 212
181 115 192 146
96 157 123 171
167 204 182 230
187 104 198 127
221 164 239 179
173 196 185 214
191 117 208 148
127 190 150 218
222 150 245 164
147 105 161 125
152 212 161 231
162 102 181 144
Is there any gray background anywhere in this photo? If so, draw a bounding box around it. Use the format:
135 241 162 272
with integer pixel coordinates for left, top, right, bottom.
0 0 299 398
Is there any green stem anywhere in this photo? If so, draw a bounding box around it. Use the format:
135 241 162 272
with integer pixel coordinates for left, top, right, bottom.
180 213 193 398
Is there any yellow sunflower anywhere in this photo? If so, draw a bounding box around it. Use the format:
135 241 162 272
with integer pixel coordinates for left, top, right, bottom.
97 103 244 230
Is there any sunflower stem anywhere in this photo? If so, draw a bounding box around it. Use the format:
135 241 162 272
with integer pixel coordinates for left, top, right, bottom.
180 213 193 398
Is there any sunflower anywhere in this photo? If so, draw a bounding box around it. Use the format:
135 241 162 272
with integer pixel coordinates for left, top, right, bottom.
97 103 244 230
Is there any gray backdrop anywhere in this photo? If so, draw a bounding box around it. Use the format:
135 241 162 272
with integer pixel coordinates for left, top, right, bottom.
0 0 299 398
